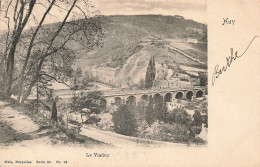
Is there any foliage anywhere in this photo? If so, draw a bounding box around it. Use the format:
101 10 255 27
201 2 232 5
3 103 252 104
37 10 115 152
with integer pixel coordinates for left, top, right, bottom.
145 96 156 125
137 120 150 137
188 110 203 136
83 15 207 69
97 113 113 130
82 71 95 86
140 121 191 143
156 101 168 122
189 124 202 137
135 99 148 123
145 56 156 88
51 101 58 122
71 67 83 91
138 79 145 89
199 100 208 128
199 72 208 86
167 108 191 125
193 110 202 125
0 0 106 102
69 91 103 126
146 121 162 136
162 123 190 142
58 103 71 129
144 95 168 125
163 108 204 140
112 104 138 136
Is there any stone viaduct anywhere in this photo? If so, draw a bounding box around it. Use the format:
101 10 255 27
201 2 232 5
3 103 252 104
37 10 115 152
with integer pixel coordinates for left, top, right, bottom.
100 87 206 108
53 86 206 108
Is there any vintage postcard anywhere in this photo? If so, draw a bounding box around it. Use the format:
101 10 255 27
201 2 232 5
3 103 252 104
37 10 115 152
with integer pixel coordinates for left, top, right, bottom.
0 0 259 166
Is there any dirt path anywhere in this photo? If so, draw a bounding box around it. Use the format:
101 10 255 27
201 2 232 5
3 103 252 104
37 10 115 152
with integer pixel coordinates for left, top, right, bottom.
0 101 106 148
0 101 53 147
0 102 39 133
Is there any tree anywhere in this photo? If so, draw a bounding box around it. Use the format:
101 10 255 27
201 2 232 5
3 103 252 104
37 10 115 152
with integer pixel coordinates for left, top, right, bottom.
138 79 145 89
0 0 106 102
135 99 148 123
112 104 138 136
71 67 83 92
168 108 191 125
70 91 102 122
193 110 202 125
200 101 208 128
51 101 58 122
59 103 71 129
189 110 203 137
145 55 156 89
82 70 95 87
1 0 37 98
153 95 167 122
198 72 207 86
158 103 168 122
145 95 156 125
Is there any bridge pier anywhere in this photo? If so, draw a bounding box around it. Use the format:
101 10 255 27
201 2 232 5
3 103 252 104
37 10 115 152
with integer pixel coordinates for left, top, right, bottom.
105 97 115 108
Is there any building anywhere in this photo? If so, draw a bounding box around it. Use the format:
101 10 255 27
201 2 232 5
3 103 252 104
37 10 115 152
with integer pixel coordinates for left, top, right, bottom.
154 78 192 89
89 67 118 86
187 38 198 44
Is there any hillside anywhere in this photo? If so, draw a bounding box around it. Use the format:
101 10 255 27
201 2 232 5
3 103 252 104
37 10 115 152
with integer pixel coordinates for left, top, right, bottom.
76 15 207 68
0 15 207 86
75 15 207 85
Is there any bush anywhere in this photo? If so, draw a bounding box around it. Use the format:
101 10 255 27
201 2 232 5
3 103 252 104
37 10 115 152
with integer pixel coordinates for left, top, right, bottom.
189 110 203 136
167 108 191 125
69 91 103 126
146 121 162 136
137 120 150 137
167 111 175 123
98 113 113 130
193 110 202 125
145 107 157 125
112 104 138 136
145 96 156 125
189 124 202 137
145 122 190 143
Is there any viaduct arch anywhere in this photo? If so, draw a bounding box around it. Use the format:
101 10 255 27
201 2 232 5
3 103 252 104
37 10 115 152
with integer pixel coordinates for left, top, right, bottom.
102 88 205 108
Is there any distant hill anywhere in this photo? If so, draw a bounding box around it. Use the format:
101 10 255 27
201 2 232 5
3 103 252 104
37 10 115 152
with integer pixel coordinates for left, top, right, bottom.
74 15 207 85
76 15 207 69
0 15 207 86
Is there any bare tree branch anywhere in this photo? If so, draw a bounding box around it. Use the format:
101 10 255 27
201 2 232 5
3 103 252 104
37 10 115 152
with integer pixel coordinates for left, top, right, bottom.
40 73 72 89
4 0 36 96
21 0 78 102
17 0 56 102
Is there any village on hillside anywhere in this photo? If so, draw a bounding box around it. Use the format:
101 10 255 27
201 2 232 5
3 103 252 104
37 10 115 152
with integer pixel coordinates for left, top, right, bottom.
0 0 207 149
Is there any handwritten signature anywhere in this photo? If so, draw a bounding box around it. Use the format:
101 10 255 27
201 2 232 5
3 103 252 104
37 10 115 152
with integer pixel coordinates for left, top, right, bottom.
212 36 258 86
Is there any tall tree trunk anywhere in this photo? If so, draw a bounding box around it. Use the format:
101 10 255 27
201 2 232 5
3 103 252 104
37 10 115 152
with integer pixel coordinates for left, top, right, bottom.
4 0 36 98
20 0 76 103
21 57 44 103
17 0 56 102
51 101 58 122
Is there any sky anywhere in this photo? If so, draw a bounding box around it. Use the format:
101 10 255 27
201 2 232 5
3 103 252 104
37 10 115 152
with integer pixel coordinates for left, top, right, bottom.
0 0 206 33
93 0 207 23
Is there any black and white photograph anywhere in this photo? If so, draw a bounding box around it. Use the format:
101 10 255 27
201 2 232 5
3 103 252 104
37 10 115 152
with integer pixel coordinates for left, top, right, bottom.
0 0 208 150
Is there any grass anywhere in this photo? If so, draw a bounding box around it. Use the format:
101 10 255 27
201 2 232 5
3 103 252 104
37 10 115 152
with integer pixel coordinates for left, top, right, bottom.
0 101 109 147
0 120 31 145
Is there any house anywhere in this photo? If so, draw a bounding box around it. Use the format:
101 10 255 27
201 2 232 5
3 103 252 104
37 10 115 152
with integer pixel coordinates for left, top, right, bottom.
187 38 198 44
154 78 192 89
